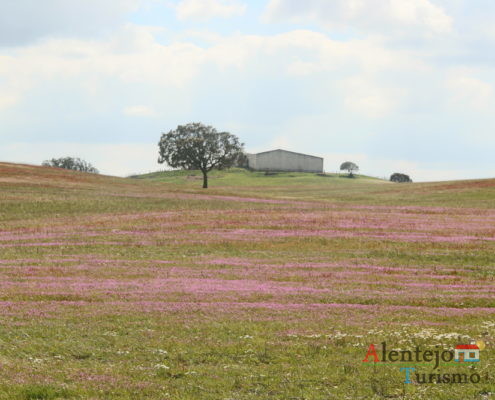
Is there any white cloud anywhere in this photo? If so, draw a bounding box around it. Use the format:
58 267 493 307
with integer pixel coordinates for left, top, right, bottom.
263 0 453 35
176 0 246 21
446 70 494 112
0 25 206 101
0 27 418 111
123 105 158 117
0 94 20 110
341 76 401 118
0 0 147 46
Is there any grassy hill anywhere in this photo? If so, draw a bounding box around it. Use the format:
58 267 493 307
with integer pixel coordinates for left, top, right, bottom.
3 162 494 209
132 167 495 207
0 162 494 399
131 168 385 185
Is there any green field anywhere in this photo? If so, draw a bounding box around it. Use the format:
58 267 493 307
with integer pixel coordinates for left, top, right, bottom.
0 162 494 399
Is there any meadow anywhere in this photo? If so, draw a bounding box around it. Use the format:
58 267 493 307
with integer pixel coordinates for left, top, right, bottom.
0 162 494 399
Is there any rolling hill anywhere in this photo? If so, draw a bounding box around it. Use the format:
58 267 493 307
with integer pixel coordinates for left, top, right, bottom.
0 162 494 399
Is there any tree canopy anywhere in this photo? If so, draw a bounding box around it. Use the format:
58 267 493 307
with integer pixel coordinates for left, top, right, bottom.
390 173 412 183
340 161 359 177
42 157 99 174
158 123 244 188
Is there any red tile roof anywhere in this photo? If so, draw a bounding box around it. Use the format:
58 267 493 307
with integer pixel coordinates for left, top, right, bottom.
455 345 479 350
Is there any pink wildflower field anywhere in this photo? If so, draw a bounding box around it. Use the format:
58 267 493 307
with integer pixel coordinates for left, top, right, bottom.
0 163 494 399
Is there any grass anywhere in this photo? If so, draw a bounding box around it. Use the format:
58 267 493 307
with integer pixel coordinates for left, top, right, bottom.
131 168 495 207
0 162 494 399
19 385 72 400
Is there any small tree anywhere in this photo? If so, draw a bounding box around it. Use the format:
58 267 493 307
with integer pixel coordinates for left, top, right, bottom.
390 173 412 183
158 123 244 188
42 157 99 173
340 161 359 178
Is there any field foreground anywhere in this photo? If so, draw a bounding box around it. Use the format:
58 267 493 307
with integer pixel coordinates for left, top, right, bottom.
0 163 494 399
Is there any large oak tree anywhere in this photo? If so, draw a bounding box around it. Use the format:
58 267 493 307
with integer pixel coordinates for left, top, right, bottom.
158 123 244 188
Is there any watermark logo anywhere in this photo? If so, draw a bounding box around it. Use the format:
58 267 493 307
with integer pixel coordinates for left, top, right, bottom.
362 340 488 385
454 344 480 363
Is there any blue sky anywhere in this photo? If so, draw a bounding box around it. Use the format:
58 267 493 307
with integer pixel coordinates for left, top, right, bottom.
1 0 495 181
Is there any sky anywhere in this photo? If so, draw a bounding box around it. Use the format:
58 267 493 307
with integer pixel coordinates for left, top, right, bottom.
1 0 494 181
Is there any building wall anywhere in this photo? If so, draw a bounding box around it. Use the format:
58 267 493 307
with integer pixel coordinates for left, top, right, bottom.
246 153 257 170
248 150 323 173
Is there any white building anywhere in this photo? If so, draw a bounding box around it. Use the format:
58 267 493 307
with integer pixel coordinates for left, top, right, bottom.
246 149 323 173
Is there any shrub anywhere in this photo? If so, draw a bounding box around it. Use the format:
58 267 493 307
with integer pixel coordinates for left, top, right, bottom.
42 157 99 174
390 173 412 183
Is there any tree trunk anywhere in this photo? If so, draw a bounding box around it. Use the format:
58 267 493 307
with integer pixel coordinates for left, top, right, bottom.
202 170 208 189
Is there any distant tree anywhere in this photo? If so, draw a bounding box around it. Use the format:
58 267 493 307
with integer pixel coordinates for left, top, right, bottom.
390 173 412 183
42 157 99 174
340 161 359 178
158 123 244 188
